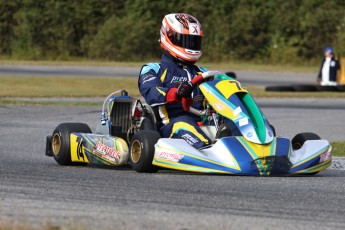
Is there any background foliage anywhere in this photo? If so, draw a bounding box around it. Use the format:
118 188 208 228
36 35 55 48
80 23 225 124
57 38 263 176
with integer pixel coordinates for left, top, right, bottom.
0 0 344 64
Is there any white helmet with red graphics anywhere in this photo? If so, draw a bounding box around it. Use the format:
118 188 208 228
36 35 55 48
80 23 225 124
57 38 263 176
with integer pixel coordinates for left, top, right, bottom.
160 13 203 64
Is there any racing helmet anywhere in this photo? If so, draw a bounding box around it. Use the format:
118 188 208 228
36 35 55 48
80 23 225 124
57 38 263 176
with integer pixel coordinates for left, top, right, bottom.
160 13 203 64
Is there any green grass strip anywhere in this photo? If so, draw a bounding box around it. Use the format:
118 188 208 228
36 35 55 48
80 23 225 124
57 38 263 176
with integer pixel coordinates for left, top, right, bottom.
331 142 345 157
1 75 345 99
0 76 140 98
0 99 101 106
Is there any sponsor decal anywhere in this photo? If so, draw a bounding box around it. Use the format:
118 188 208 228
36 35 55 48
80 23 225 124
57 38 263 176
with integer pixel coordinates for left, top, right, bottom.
233 107 242 116
143 76 156 84
93 141 120 161
76 137 85 160
239 117 249 127
214 102 225 111
171 76 188 83
320 150 332 163
158 151 184 162
254 157 275 172
192 25 198 34
181 133 198 145
142 74 157 84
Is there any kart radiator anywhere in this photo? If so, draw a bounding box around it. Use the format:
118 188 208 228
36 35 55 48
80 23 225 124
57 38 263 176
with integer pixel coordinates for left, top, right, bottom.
110 100 133 141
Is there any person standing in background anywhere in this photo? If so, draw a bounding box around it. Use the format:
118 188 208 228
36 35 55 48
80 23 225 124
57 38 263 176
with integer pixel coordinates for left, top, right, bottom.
317 46 340 86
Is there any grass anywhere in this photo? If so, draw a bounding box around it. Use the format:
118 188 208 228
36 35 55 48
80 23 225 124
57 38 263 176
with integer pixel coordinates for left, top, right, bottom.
1 76 345 99
0 76 140 98
0 99 101 106
331 142 345 157
0 58 144 67
0 59 318 73
247 86 345 98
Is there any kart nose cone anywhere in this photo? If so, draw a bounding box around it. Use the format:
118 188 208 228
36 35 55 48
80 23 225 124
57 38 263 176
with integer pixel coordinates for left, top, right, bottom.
252 156 292 175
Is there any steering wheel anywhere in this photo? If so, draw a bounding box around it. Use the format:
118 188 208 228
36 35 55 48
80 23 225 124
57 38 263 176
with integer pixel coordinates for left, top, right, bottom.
190 70 222 85
182 71 223 116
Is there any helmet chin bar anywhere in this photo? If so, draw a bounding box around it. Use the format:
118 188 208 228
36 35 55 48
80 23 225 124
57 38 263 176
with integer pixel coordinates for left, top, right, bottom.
185 49 201 55
160 47 197 65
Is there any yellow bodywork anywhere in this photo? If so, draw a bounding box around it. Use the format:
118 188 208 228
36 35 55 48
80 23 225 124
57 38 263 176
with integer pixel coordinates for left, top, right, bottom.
70 134 89 163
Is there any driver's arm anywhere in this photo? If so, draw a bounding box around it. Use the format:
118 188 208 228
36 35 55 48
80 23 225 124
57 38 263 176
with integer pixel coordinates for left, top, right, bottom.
139 65 194 106
138 68 174 106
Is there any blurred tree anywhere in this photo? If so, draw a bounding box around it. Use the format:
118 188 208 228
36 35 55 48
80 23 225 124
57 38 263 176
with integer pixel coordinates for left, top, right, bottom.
0 0 20 55
0 0 344 63
298 0 344 59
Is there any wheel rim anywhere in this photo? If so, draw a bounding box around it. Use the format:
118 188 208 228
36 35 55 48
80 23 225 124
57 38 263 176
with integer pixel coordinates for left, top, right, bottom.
131 140 142 163
52 133 61 156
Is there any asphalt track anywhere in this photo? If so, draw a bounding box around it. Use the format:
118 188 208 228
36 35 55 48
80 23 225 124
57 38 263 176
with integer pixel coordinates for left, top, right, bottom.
0 64 317 86
1 100 345 230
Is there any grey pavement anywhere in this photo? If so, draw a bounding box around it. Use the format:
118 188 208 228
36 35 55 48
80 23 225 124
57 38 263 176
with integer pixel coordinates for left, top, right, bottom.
0 105 344 230
2 97 344 141
332 158 345 170
0 64 140 77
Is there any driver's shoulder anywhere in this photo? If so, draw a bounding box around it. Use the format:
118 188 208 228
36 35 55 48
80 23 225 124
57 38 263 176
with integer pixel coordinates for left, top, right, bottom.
140 63 161 76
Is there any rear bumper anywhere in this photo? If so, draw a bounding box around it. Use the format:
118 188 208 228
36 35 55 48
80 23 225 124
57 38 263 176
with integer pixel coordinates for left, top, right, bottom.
45 135 53 157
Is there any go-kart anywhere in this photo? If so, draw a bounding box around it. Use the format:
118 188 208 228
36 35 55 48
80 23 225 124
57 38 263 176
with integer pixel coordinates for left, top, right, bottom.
45 72 332 175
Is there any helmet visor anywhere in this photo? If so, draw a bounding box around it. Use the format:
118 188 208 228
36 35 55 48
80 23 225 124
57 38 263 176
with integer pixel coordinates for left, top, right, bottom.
167 30 202 50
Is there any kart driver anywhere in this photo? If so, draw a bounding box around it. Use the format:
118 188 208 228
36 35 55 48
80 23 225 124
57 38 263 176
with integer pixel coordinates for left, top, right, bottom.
138 13 211 149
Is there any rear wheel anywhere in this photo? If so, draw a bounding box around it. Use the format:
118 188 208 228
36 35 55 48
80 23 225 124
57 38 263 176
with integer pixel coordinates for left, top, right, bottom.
140 117 156 131
291 132 321 150
52 123 91 165
130 130 160 173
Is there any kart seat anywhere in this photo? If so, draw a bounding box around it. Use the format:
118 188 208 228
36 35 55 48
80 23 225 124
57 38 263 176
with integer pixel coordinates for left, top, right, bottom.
141 102 162 131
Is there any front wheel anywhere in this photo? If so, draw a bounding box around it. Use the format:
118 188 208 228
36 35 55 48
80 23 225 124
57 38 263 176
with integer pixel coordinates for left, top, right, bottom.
292 133 322 175
130 130 160 173
291 132 321 150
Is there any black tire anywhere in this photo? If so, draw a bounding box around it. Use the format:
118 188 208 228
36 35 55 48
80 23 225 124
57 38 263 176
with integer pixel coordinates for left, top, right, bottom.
316 85 338 92
291 132 321 150
140 117 156 131
51 123 92 165
292 84 317 92
265 86 295 92
269 124 276 137
130 130 160 173
225 71 237 79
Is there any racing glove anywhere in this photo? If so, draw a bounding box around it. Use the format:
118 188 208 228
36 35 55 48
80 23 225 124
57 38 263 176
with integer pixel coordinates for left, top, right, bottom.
176 81 193 100
165 81 193 103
